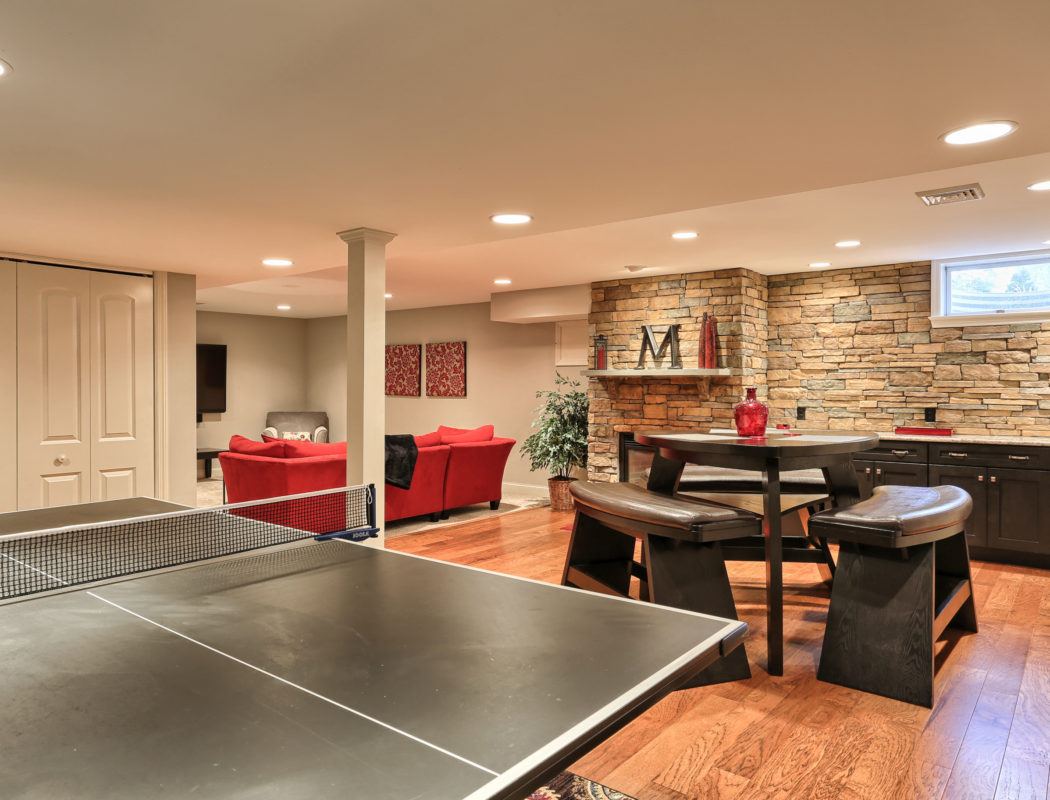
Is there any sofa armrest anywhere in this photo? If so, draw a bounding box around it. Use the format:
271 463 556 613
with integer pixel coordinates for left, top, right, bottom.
442 438 516 510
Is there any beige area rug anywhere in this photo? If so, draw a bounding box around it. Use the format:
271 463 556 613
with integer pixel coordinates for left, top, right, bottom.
196 479 549 535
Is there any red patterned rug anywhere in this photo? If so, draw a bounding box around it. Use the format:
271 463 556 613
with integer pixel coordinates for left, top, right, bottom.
527 771 637 800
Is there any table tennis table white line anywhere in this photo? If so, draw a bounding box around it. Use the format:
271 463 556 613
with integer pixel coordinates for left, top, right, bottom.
1 551 498 780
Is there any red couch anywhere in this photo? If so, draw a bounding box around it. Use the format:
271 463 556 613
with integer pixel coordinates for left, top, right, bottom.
217 427 514 524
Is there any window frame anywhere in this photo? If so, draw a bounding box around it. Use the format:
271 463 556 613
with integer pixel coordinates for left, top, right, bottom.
930 248 1050 328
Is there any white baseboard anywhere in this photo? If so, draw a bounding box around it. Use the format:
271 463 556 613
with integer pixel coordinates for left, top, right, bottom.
501 480 549 498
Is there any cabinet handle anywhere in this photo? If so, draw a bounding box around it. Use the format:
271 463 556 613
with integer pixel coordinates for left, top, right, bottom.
1008 455 1030 462
947 452 969 458
990 476 997 484
978 475 984 482
875 468 883 476
891 449 910 456
864 467 872 474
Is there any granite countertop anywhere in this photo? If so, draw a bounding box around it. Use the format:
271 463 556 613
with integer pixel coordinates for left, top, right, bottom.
859 431 1050 447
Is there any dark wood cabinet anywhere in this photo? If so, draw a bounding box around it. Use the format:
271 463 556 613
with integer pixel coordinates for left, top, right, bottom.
927 464 989 547
854 459 927 496
858 439 1050 563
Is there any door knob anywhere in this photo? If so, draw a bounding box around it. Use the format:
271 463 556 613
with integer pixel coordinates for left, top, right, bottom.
53 454 70 466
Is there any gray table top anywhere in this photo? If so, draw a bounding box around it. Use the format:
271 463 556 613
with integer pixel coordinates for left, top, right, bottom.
1 532 745 800
0 497 189 536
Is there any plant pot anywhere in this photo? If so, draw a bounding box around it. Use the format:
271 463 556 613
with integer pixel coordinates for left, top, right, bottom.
548 477 577 511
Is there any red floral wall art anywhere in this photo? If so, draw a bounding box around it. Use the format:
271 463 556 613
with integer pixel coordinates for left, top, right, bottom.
385 344 422 396
425 341 467 397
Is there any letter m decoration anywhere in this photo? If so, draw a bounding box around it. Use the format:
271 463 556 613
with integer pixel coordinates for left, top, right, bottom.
635 324 682 369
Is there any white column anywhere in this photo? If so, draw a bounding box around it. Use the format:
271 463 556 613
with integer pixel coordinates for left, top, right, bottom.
338 227 396 542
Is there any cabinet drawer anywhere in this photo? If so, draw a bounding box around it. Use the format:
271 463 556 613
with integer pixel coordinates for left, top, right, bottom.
928 442 1050 470
857 441 927 463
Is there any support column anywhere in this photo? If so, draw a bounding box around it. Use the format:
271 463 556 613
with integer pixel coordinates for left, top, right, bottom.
338 227 396 542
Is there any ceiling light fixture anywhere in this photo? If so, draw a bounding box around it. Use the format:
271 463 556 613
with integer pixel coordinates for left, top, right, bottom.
624 265 650 273
809 262 831 268
941 121 1018 145
0 58 12 77
1027 181 1050 192
835 240 861 248
491 213 532 225
262 258 293 267
493 278 512 285
671 231 698 240
276 304 291 311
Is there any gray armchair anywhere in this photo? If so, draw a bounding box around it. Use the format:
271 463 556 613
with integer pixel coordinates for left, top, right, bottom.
262 411 330 442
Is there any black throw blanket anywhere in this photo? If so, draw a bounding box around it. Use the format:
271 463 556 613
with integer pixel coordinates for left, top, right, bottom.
384 434 418 490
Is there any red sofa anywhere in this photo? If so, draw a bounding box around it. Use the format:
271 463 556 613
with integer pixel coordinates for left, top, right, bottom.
217 427 514 524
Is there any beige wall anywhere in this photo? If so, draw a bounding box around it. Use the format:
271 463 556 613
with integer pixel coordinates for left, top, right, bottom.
305 303 585 488
196 312 309 459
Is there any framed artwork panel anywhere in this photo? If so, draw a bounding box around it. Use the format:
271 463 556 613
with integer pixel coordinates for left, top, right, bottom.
385 344 422 396
425 341 467 397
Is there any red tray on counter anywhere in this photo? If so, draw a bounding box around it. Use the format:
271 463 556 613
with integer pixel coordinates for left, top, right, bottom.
893 427 953 436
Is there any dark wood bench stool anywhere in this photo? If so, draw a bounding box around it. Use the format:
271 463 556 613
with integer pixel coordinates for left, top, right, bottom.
808 484 977 707
562 480 761 684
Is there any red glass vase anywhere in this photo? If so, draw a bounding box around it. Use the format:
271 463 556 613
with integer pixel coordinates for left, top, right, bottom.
734 387 768 437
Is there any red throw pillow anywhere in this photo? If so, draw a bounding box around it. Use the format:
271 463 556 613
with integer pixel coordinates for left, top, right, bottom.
228 435 287 458
438 424 494 444
414 431 442 448
284 440 347 458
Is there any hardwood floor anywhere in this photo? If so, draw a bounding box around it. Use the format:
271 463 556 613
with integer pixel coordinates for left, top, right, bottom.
387 506 1050 800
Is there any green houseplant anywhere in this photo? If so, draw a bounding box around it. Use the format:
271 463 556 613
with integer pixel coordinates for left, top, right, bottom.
520 373 589 510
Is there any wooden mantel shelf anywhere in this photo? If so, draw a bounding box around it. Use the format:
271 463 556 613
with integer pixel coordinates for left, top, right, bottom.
582 368 733 377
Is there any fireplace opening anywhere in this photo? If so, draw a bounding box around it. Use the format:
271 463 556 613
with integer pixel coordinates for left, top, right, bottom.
618 432 656 484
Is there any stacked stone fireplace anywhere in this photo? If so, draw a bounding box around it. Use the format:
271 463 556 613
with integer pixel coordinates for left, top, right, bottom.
585 261 1050 482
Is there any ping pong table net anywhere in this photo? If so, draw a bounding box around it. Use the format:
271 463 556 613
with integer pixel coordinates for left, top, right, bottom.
0 485 376 601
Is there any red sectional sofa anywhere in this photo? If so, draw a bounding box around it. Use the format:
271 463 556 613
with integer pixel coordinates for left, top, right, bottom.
217 426 515 524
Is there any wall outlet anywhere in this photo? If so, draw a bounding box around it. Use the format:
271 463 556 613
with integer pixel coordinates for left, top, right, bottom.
796 406 807 421
924 407 937 423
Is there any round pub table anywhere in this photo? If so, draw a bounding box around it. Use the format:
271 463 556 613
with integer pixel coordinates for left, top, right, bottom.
634 429 878 677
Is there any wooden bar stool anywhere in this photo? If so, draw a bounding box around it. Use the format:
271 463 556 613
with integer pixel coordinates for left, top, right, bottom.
562 480 760 685
808 484 977 707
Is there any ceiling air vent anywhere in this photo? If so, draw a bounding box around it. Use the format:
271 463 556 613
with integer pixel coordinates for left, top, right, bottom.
916 183 985 206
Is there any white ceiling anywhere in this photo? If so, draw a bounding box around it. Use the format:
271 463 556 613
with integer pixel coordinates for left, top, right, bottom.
3 1 1049 317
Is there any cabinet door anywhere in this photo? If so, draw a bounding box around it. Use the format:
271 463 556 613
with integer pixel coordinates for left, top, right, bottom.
928 464 988 547
873 461 927 487
987 467 1050 555
853 459 876 498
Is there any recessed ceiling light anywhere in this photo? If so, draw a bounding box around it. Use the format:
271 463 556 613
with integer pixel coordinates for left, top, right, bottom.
0 58 12 78
809 262 831 268
384 293 393 298
671 231 698 240
941 121 1018 145
1027 181 1050 192
491 213 532 225
276 304 291 311
835 240 861 248
263 258 293 267
494 278 512 285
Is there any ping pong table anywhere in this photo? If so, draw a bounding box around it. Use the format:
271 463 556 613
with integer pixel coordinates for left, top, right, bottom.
0 487 746 800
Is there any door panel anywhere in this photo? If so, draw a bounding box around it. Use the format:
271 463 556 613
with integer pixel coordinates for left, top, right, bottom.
874 462 927 487
987 468 1050 554
90 271 154 502
928 464 988 547
17 264 91 509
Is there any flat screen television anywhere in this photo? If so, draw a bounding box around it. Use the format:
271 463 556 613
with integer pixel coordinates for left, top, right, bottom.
196 343 227 414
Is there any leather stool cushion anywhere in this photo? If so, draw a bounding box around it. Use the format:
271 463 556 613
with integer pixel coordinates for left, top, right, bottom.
809 484 972 543
570 480 759 533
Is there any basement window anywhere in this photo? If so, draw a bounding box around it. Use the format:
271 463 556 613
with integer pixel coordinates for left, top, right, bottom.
930 248 1050 327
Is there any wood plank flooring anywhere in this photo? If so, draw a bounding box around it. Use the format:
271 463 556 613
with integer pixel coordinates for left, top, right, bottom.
387 506 1050 800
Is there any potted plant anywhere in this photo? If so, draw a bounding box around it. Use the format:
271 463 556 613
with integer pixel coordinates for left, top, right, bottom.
520 373 589 511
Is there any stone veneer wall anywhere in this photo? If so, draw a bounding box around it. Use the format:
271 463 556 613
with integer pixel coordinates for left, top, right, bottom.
767 261 1050 435
587 269 767 481
588 260 1050 480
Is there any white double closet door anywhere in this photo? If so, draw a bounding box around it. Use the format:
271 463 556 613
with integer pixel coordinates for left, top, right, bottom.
16 263 155 509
